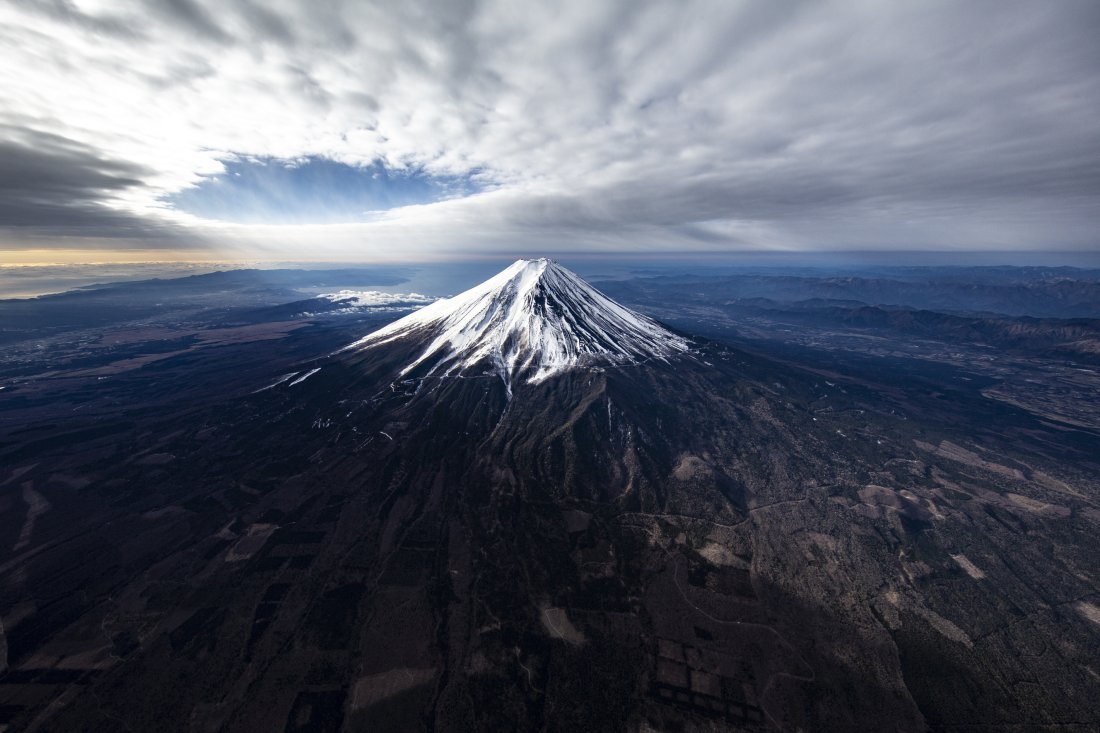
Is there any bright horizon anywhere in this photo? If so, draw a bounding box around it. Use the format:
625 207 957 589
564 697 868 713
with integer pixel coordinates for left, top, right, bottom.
6 249 1100 269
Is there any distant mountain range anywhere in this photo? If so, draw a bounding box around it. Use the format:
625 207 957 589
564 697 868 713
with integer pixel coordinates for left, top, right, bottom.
601 271 1100 318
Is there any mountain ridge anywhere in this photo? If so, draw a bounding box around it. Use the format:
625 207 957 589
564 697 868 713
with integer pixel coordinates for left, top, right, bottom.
344 258 692 388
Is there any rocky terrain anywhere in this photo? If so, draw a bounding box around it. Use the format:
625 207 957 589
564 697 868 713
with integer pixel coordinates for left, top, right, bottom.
1 263 1098 731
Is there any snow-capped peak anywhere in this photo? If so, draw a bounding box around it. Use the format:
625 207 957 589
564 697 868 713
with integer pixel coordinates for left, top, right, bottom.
344 258 691 385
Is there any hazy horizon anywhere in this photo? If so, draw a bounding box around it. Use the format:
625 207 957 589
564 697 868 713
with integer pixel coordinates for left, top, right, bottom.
6 249 1100 301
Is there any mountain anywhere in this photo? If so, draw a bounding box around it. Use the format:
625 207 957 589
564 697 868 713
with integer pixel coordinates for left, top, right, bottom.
2 262 1099 732
344 258 690 387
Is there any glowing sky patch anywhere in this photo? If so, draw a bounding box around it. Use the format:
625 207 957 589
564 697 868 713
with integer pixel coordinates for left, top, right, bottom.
167 157 481 224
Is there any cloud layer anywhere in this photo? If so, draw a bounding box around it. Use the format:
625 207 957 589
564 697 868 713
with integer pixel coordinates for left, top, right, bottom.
320 290 437 307
0 0 1097 258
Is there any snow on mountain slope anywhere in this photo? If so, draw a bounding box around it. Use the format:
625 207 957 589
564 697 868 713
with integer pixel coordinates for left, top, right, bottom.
344 258 691 385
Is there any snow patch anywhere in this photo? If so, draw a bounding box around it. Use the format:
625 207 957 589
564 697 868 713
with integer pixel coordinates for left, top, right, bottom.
254 372 297 393
289 367 321 386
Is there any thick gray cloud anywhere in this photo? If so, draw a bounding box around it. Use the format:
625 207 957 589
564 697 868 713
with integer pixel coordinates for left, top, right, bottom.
0 0 1096 258
0 129 186 239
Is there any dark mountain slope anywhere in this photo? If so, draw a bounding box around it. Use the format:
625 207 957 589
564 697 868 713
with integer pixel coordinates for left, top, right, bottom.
2 262 1098 731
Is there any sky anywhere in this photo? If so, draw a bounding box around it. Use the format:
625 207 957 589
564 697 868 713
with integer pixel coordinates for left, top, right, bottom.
0 0 1097 264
